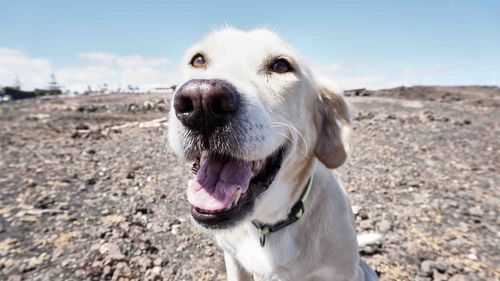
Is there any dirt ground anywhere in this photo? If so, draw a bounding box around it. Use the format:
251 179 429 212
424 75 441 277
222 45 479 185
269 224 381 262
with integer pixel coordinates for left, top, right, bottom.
0 86 499 281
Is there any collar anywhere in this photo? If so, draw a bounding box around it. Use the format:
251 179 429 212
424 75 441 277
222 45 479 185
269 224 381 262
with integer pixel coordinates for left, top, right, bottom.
251 175 314 247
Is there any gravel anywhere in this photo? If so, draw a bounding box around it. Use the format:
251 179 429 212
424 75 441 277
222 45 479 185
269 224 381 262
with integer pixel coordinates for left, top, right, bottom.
0 87 498 280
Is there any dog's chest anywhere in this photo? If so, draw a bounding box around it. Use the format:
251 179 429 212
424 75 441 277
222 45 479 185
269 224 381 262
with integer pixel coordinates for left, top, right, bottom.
216 227 301 277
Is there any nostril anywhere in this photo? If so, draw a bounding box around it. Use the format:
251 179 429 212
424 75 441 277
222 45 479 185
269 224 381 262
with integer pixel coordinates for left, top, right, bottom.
210 93 239 116
209 94 239 120
211 97 225 117
177 97 194 114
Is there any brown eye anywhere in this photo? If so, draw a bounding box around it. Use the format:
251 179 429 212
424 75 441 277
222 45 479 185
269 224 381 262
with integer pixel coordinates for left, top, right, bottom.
270 58 292 74
190 53 207 68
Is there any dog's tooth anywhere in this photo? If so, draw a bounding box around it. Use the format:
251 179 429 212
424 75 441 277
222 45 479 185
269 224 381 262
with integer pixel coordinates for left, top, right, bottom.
200 150 209 165
201 149 209 157
252 160 261 174
234 188 242 205
224 189 242 211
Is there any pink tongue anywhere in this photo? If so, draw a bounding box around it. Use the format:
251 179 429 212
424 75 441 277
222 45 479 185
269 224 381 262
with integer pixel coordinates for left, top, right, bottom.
187 155 252 211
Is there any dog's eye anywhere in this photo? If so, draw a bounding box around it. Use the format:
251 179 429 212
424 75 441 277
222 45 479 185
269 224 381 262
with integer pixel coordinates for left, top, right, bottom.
270 58 292 74
190 53 207 68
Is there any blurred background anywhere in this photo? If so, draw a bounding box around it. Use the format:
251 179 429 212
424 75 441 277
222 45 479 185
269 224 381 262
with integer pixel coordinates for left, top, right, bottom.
1 0 499 94
0 1 499 281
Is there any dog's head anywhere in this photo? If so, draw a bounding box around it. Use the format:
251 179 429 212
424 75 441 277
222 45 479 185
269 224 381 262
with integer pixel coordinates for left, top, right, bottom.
168 28 351 229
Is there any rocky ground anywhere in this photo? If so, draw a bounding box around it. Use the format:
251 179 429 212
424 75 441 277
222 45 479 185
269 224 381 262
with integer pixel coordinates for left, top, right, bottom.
0 86 498 281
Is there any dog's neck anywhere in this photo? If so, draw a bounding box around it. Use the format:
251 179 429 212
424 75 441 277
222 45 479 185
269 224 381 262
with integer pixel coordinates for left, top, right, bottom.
251 175 314 247
252 157 317 221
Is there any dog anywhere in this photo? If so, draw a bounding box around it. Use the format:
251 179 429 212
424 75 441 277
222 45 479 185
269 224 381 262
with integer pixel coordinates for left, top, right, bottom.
168 27 379 281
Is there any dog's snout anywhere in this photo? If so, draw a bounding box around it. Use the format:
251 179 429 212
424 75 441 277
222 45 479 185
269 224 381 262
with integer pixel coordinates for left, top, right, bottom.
174 79 240 131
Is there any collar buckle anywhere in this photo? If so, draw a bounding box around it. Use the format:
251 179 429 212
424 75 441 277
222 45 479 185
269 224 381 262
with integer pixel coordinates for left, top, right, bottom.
251 176 313 247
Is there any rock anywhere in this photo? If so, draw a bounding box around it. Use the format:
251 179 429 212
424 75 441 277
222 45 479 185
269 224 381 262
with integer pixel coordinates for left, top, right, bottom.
24 209 63 216
99 243 125 261
358 210 369 220
378 219 392 232
467 206 483 216
85 177 97 185
24 253 46 272
144 266 162 281
153 257 163 266
171 224 181 235
360 245 379 256
351 205 361 215
420 260 433 277
467 254 478 260
0 215 6 233
34 196 56 209
406 181 420 188
7 275 22 281
420 259 449 278
77 104 102 112
126 170 135 179
103 265 112 276
432 270 448 281
128 103 140 112
433 259 448 273
155 102 168 112
75 123 90 130
449 274 469 281
111 261 132 281
135 256 152 272
26 113 50 121
143 101 154 110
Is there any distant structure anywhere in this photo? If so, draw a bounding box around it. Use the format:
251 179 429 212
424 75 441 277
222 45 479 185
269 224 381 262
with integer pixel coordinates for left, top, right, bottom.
343 88 374 97
154 85 177 93
13 77 22 90
48 73 61 91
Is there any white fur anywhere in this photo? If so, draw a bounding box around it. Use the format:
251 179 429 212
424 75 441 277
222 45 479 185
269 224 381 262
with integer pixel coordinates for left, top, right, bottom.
169 27 379 281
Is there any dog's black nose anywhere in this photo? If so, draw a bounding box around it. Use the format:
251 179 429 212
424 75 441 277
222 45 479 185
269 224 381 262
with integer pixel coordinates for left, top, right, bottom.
174 79 240 131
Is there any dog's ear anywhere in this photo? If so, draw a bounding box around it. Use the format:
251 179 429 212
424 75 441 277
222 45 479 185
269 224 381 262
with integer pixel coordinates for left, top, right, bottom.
314 83 352 169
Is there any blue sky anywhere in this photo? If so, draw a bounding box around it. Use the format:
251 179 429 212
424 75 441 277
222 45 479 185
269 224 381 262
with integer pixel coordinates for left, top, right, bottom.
1 0 499 91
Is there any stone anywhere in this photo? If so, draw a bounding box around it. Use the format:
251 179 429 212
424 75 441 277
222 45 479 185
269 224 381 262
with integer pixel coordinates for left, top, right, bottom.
420 260 433 277
449 274 469 281
378 219 392 232
99 243 125 261
7 275 22 281
153 257 162 266
0 215 6 233
467 206 483 216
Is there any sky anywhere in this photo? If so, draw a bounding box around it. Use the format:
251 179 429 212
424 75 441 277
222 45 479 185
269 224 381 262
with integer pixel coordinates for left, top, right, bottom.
0 0 499 91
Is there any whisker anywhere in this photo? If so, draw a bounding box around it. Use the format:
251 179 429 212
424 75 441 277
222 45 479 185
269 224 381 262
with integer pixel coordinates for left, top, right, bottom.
272 122 312 159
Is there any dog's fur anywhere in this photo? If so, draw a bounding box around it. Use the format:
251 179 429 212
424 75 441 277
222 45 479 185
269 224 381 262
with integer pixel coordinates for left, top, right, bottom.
168 28 378 281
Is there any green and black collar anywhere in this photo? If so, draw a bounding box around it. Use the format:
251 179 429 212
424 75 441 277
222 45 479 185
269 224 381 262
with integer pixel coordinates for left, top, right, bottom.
251 175 314 247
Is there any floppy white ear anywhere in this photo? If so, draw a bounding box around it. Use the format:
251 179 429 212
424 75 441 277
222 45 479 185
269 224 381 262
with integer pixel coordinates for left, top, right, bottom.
314 83 352 169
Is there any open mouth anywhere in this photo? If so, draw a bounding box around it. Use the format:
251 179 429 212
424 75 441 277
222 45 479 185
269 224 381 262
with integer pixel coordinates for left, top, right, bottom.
187 145 287 229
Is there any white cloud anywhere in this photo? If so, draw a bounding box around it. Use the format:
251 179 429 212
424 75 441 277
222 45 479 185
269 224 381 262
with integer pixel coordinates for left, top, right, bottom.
0 48 52 89
318 63 458 90
78 52 170 68
1 47 461 93
61 52 174 91
0 48 175 92
78 52 117 64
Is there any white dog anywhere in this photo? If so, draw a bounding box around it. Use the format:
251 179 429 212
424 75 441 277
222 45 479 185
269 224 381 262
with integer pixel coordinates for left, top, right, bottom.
168 28 379 281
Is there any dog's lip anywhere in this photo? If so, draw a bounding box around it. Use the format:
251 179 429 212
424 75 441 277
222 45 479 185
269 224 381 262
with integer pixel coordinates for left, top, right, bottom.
188 144 288 227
